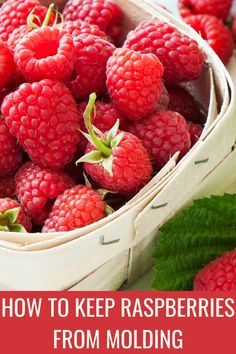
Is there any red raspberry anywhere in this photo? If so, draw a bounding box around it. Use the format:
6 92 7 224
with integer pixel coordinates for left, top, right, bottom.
0 176 15 198
186 121 203 144
16 162 75 226
128 110 191 169
0 0 49 42
157 83 169 111
0 116 22 177
106 48 164 121
185 15 234 64
0 40 16 90
0 198 32 232
43 185 106 232
77 100 126 152
2 79 80 170
124 21 205 84
59 20 108 40
168 86 205 124
179 0 232 21
194 249 236 291
63 0 122 41
84 132 152 194
81 93 152 194
7 25 31 50
67 34 115 100
14 27 75 82
105 1 123 44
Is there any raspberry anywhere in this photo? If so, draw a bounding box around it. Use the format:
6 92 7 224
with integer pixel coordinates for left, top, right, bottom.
84 132 152 194
168 86 205 124
16 162 75 225
43 185 106 233
194 249 236 291
0 198 32 232
77 100 126 152
105 1 123 43
106 48 164 121
0 176 15 198
63 0 122 41
59 20 108 40
186 121 203 144
0 116 22 177
0 40 16 90
7 25 31 50
2 79 80 170
124 21 205 84
0 0 49 42
14 27 75 82
128 110 191 169
185 15 234 64
179 0 232 21
80 94 152 194
67 34 115 100
157 83 169 111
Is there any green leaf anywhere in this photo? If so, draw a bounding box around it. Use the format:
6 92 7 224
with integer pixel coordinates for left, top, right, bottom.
76 150 104 164
102 156 113 176
93 126 105 140
105 204 114 215
96 188 117 200
111 132 124 148
106 119 120 142
80 130 98 148
4 208 20 224
0 225 9 232
152 194 236 291
10 224 27 233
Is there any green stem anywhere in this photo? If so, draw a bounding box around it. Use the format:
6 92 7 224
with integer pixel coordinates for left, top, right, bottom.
27 7 40 29
84 93 111 157
42 3 55 26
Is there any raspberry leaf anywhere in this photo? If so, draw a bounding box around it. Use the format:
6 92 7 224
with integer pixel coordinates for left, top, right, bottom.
111 132 124 148
10 224 27 233
106 119 120 142
152 194 236 290
80 131 98 148
4 207 20 224
102 156 113 175
77 150 104 164
0 207 26 233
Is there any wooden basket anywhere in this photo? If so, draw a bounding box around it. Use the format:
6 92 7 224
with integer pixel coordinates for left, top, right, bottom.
0 0 235 290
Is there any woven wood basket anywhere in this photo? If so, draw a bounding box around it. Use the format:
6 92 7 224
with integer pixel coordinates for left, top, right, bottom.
0 0 235 290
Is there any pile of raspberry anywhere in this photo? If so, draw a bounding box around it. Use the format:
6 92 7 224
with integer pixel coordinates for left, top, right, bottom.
0 0 206 234
178 0 235 64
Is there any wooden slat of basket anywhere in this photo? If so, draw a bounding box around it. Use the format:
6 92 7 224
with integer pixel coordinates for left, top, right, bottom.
68 250 129 291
